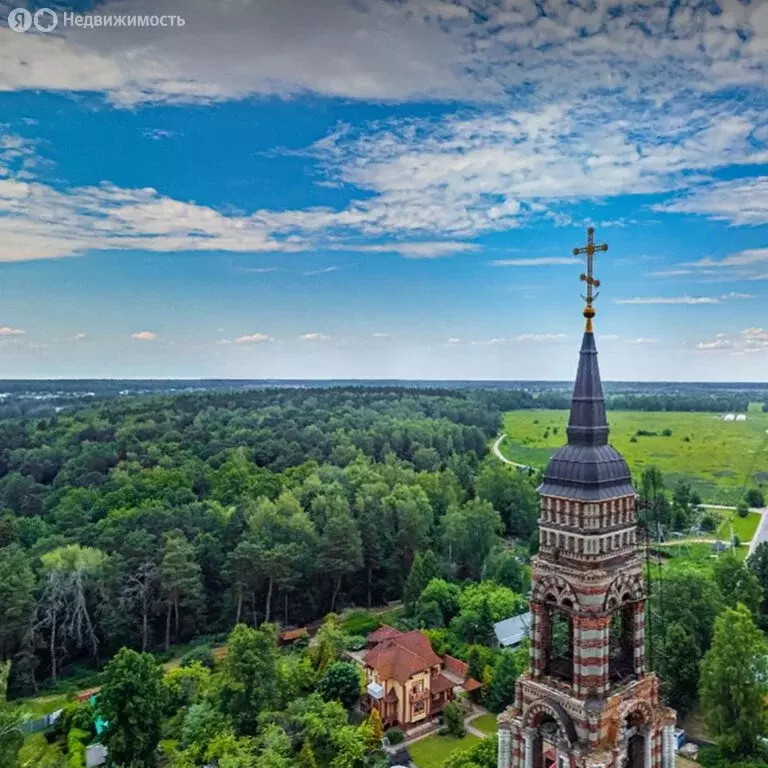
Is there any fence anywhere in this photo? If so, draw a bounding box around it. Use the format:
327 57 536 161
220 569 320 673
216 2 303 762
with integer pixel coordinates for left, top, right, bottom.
19 708 62 735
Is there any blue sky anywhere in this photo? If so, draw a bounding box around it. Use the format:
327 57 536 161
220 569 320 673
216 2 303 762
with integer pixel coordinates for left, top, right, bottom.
1 0 768 380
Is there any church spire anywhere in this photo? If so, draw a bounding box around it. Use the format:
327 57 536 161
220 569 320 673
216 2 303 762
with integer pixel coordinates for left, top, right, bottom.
567 227 610 446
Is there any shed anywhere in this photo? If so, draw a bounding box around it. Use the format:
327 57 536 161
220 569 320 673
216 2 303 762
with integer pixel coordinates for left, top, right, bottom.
494 612 531 648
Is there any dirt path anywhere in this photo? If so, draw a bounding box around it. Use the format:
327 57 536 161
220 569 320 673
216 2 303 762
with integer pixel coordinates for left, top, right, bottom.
492 435 532 470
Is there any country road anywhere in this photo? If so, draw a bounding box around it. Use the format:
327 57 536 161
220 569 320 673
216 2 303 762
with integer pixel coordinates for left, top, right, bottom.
492 434 532 470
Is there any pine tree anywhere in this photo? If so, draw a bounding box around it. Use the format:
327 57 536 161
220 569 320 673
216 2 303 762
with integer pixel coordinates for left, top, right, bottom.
404 550 439 614
466 646 483 682
367 708 384 746
160 531 203 651
300 740 318 768
475 598 496 646
487 649 522 712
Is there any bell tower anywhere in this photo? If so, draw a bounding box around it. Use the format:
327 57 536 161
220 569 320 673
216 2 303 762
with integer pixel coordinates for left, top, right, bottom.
497 229 676 768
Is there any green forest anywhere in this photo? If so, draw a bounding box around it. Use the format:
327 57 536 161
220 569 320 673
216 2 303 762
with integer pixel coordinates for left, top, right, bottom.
2 385 768 768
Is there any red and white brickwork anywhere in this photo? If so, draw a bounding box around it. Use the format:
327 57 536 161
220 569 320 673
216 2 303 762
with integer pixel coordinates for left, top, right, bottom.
497 488 676 768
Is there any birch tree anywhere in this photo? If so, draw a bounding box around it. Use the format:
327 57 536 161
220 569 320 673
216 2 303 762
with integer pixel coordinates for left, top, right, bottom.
33 545 105 682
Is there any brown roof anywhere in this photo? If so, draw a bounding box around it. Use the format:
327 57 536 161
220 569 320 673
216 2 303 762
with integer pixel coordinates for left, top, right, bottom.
430 673 454 694
464 677 483 692
363 630 442 684
279 627 309 642
367 625 403 644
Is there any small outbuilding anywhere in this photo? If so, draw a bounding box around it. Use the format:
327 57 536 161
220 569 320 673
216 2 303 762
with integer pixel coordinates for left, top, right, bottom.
493 612 531 649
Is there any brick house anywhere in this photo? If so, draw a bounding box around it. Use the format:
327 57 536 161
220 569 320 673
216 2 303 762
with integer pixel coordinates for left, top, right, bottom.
362 628 455 728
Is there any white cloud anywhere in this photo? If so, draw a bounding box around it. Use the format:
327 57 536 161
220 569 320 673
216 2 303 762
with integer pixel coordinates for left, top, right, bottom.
0 2 766 261
512 333 566 342
143 128 176 140
721 292 756 300
350 242 481 258
73 332 87 340
654 177 768 225
233 333 273 344
446 337 461 344
470 333 565 345
628 337 661 345
0 326 25 336
131 331 157 341
303 266 339 275
697 338 733 350
684 248 768 268
2 0 768 115
298 332 331 342
614 296 719 305
372 332 391 338
491 257 580 267
650 269 696 277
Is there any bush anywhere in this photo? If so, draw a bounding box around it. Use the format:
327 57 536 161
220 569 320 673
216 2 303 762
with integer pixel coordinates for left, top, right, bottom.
746 489 765 508
386 727 405 745
442 701 466 738
737 500 750 519
629 436 638 443
180 645 215 670
662 428 672 437
340 611 380 636
343 635 367 651
318 661 362 708
700 514 717 532
683 436 691 442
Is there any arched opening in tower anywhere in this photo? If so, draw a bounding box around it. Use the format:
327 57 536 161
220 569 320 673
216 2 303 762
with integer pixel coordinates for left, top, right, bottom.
609 596 636 684
532 716 561 768
621 710 648 768
545 597 573 683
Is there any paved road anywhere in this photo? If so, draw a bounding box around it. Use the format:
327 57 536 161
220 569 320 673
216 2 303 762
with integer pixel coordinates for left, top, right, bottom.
748 507 768 557
492 435 532 470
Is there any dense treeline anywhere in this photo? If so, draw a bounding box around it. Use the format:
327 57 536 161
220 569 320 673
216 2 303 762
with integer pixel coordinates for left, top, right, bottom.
0 387 540 696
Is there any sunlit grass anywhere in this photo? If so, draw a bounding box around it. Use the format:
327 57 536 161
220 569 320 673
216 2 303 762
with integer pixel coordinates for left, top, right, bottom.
501 409 768 504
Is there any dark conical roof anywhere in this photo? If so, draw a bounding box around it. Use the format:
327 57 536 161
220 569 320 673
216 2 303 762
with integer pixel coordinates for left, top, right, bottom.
539 330 634 501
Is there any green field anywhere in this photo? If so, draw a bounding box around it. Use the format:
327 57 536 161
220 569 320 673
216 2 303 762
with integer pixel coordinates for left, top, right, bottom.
409 733 482 768
471 713 499 735
501 410 768 504
714 511 761 542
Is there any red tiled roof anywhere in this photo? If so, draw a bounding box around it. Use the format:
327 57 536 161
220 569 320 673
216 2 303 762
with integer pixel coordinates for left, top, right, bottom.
363 630 442 684
464 677 483 692
430 673 454 694
367 625 403 644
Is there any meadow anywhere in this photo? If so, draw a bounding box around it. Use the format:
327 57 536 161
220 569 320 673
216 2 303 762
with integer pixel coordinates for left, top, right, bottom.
501 409 768 505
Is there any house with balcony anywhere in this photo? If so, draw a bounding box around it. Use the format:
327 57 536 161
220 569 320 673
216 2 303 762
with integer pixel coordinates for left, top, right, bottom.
361 628 456 729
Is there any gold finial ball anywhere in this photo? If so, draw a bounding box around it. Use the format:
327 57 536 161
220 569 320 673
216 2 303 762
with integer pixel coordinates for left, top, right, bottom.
583 306 596 319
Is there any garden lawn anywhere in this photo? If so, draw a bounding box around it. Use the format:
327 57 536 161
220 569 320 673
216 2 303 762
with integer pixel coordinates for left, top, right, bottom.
471 713 499 735
409 733 482 768
715 512 761 542
501 410 768 505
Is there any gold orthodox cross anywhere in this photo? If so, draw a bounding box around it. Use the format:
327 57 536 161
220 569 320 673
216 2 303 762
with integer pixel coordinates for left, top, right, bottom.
573 226 608 331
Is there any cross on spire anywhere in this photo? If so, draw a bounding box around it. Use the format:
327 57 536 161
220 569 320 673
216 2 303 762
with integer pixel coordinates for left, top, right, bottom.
573 226 608 332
